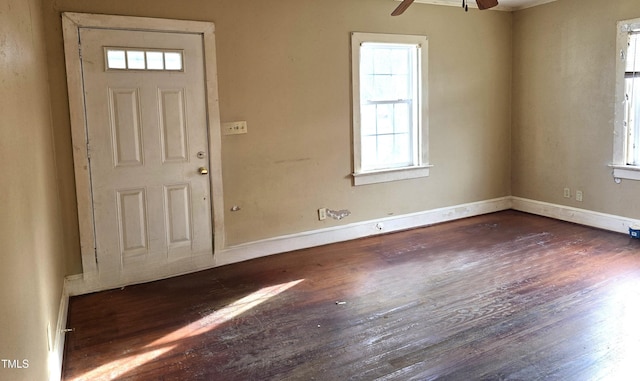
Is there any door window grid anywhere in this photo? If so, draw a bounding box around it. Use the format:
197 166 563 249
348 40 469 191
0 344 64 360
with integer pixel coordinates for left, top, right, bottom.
105 48 184 72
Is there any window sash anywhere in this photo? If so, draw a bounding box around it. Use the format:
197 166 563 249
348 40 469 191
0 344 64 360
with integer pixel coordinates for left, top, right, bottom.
360 99 415 170
358 42 420 171
625 78 640 165
626 32 640 165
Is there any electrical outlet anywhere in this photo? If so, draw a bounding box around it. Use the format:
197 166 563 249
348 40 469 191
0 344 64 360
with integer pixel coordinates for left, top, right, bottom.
318 208 327 221
563 188 571 198
576 190 583 202
222 121 248 135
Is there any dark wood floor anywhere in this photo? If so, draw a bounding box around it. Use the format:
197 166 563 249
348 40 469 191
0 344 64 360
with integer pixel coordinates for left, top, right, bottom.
62 210 640 381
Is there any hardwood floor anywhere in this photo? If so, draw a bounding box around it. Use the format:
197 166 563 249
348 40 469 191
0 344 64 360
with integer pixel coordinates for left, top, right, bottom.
62 211 640 380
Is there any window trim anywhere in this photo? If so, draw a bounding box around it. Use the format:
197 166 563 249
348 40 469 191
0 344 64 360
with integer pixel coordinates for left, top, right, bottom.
351 32 430 186
612 18 640 181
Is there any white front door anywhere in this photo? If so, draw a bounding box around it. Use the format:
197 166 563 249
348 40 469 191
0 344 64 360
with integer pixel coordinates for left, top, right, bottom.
79 27 213 279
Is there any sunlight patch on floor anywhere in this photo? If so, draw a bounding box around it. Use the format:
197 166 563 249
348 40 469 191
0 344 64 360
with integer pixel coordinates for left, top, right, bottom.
596 278 640 380
612 279 640 379
147 279 305 347
71 279 304 381
70 345 176 381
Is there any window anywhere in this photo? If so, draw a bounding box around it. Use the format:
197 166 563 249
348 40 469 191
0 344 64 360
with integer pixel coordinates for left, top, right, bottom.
613 18 640 181
351 33 430 185
625 32 640 165
105 48 184 71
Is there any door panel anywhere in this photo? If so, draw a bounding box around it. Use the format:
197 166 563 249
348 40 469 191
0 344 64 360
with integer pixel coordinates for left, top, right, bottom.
79 28 213 278
159 89 189 163
164 184 191 246
116 188 148 257
109 88 144 167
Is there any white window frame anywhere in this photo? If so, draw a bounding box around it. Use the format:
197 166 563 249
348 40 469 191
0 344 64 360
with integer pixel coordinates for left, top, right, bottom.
612 18 640 181
351 32 431 186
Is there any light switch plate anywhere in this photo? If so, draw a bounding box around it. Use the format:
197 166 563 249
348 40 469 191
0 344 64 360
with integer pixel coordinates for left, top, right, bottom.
222 121 248 135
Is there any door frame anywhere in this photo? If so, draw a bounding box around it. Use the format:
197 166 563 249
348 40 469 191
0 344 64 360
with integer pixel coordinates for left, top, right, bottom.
62 12 225 280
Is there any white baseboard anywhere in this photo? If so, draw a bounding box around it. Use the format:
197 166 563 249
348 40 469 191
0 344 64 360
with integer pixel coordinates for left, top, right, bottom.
218 196 638 270
511 197 639 234
66 196 640 297
49 278 70 381
67 197 512 295
214 197 512 266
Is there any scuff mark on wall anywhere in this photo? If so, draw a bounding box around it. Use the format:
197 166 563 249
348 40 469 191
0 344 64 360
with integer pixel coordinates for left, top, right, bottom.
273 157 311 165
326 209 351 220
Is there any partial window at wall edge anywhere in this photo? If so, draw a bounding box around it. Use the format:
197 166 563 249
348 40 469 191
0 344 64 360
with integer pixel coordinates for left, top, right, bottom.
612 18 640 181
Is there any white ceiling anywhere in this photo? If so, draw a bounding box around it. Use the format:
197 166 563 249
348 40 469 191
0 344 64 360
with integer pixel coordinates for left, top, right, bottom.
410 0 559 11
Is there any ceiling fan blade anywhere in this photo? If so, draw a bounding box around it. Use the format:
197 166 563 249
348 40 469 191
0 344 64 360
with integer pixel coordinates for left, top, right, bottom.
476 0 499 10
391 0 415 16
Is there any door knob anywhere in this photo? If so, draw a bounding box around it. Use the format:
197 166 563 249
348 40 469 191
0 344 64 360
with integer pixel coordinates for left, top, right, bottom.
198 167 209 175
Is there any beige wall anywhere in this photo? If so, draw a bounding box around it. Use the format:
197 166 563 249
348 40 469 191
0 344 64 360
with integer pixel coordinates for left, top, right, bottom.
43 0 512 272
512 0 640 217
0 0 66 379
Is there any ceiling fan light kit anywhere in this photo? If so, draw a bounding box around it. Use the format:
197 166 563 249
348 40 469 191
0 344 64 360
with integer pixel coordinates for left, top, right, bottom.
392 0 499 15
476 0 499 10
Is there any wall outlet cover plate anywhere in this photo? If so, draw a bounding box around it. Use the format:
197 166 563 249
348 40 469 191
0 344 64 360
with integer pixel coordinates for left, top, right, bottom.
222 121 248 135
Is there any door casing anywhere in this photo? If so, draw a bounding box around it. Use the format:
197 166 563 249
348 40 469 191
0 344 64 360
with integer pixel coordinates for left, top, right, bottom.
62 12 225 286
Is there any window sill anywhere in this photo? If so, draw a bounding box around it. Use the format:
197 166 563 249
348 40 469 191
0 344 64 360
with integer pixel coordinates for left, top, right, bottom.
353 165 432 186
610 164 640 181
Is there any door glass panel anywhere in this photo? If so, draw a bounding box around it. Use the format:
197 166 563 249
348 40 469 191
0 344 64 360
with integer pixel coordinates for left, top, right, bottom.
146 51 164 70
164 52 183 71
106 50 127 69
127 51 146 70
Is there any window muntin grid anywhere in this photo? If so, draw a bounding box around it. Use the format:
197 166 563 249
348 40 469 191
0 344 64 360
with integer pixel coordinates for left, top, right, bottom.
105 48 184 72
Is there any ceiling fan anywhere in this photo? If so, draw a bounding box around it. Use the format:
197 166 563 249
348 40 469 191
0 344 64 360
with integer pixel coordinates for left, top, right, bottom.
391 0 499 16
